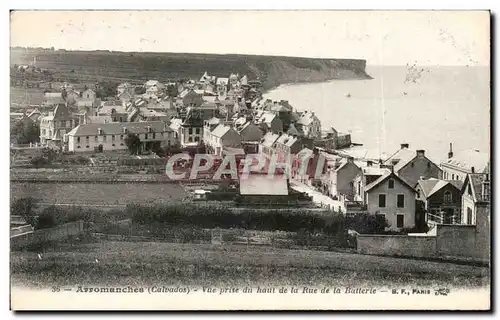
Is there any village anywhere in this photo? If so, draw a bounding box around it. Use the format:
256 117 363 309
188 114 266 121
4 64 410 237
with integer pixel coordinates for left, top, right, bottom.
10 63 491 265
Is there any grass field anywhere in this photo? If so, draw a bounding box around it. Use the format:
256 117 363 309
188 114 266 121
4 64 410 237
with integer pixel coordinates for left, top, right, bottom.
10 182 188 206
10 240 490 289
10 86 45 107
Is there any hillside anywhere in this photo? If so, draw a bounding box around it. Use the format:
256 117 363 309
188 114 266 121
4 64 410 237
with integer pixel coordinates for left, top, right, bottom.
10 48 371 91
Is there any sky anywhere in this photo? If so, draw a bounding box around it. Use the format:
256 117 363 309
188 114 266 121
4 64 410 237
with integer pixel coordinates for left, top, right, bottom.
10 10 490 66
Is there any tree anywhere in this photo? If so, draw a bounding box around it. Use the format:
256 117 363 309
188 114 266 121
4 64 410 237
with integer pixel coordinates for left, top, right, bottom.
124 133 141 155
10 119 40 145
11 197 38 227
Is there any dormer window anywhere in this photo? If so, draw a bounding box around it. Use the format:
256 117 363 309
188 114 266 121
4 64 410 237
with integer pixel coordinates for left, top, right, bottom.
147 126 152 133
122 127 128 134
98 128 103 135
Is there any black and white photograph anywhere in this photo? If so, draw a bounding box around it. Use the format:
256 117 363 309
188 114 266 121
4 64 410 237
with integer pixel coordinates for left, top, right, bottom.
8 10 491 310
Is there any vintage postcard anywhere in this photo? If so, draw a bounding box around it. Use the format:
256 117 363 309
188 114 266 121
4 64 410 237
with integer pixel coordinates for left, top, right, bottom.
9 10 490 310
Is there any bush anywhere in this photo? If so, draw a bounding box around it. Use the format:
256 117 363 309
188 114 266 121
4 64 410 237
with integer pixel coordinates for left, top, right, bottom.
128 203 346 235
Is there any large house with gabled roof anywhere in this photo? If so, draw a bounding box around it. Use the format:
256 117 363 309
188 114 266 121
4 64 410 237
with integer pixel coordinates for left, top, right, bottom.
383 143 442 188
365 171 417 230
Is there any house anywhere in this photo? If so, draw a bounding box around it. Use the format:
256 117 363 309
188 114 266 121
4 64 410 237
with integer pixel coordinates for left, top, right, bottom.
26 108 41 122
179 89 204 108
117 82 133 95
39 103 79 148
323 156 362 199
203 117 221 147
206 124 242 156
253 111 283 134
353 162 391 202
461 171 490 225
273 133 314 165
383 144 442 187
179 108 204 148
117 90 134 104
229 73 240 89
66 121 177 153
365 171 417 230
259 132 280 160
440 145 490 181
235 119 263 143
81 88 96 101
415 178 463 224
42 92 65 106
296 110 321 139
200 71 216 84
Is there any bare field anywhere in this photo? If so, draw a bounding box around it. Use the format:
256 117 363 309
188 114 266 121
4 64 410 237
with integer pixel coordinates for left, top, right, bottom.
10 87 45 107
11 241 490 289
10 182 188 205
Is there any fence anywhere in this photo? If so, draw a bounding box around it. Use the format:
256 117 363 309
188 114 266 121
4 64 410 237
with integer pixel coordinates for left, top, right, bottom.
11 220 86 250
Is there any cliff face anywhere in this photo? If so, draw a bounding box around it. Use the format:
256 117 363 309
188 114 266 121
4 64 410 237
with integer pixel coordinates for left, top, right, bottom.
251 58 371 91
10 48 371 90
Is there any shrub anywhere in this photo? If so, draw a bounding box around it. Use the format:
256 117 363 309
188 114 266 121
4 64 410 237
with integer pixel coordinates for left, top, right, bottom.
128 203 345 235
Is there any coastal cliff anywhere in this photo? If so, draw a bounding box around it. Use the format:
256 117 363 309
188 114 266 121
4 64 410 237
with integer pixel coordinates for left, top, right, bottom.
10 48 371 90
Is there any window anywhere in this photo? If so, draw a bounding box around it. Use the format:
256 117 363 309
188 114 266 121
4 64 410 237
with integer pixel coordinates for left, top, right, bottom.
95 136 98 142
86 136 89 142
77 137 80 143
396 214 404 228
444 191 452 203
86 145 90 148
397 194 405 208
188 137 193 142
152 133 156 139
196 128 201 134
467 207 473 224
145 134 149 140
378 194 386 208
452 174 455 180
120 135 123 140
189 128 193 135
417 189 420 198
112 135 115 141
467 185 472 196
427 162 431 168
103 135 107 142
120 143 124 146
77 146 81 149
112 144 115 147
194 136 200 142
388 179 394 189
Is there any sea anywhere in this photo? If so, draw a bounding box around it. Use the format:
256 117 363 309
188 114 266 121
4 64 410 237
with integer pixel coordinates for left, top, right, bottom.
263 65 490 164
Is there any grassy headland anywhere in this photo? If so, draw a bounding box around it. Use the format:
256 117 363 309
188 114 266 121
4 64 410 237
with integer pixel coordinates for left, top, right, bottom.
11 47 372 91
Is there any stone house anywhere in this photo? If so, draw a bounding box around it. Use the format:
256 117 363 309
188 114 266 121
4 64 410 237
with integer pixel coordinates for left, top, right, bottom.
415 178 463 224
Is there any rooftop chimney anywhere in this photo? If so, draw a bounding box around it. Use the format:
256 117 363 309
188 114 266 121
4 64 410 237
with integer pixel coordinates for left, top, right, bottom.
347 156 354 164
401 143 409 149
278 131 283 136
471 167 475 173
448 142 454 159
416 150 425 157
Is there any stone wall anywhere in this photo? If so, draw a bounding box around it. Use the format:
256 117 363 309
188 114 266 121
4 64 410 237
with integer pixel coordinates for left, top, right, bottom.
357 234 436 258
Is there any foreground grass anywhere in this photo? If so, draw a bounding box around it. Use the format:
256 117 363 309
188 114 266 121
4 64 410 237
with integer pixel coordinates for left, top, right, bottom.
11 241 490 289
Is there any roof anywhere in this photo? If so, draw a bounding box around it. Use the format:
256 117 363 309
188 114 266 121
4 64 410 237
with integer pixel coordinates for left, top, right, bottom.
67 121 170 137
76 100 94 108
86 115 113 124
216 77 229 85
206 117 221 126
417 178 440 198
53 104 71 119
383 147 416 172
462 173 490 203
211 124 232 138
365 172 416 193
169 118 183 131
260 132 280 148
255 111 276 125
287 123 303 136
223 146 245 155
276 134 298 148
426 179 462 197
297 111 319 126
442 149 490 173
182 109 204 127
239 174 289 196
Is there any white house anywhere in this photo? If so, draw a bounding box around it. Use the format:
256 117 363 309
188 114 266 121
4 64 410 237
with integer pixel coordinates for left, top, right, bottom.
65 121 177 153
